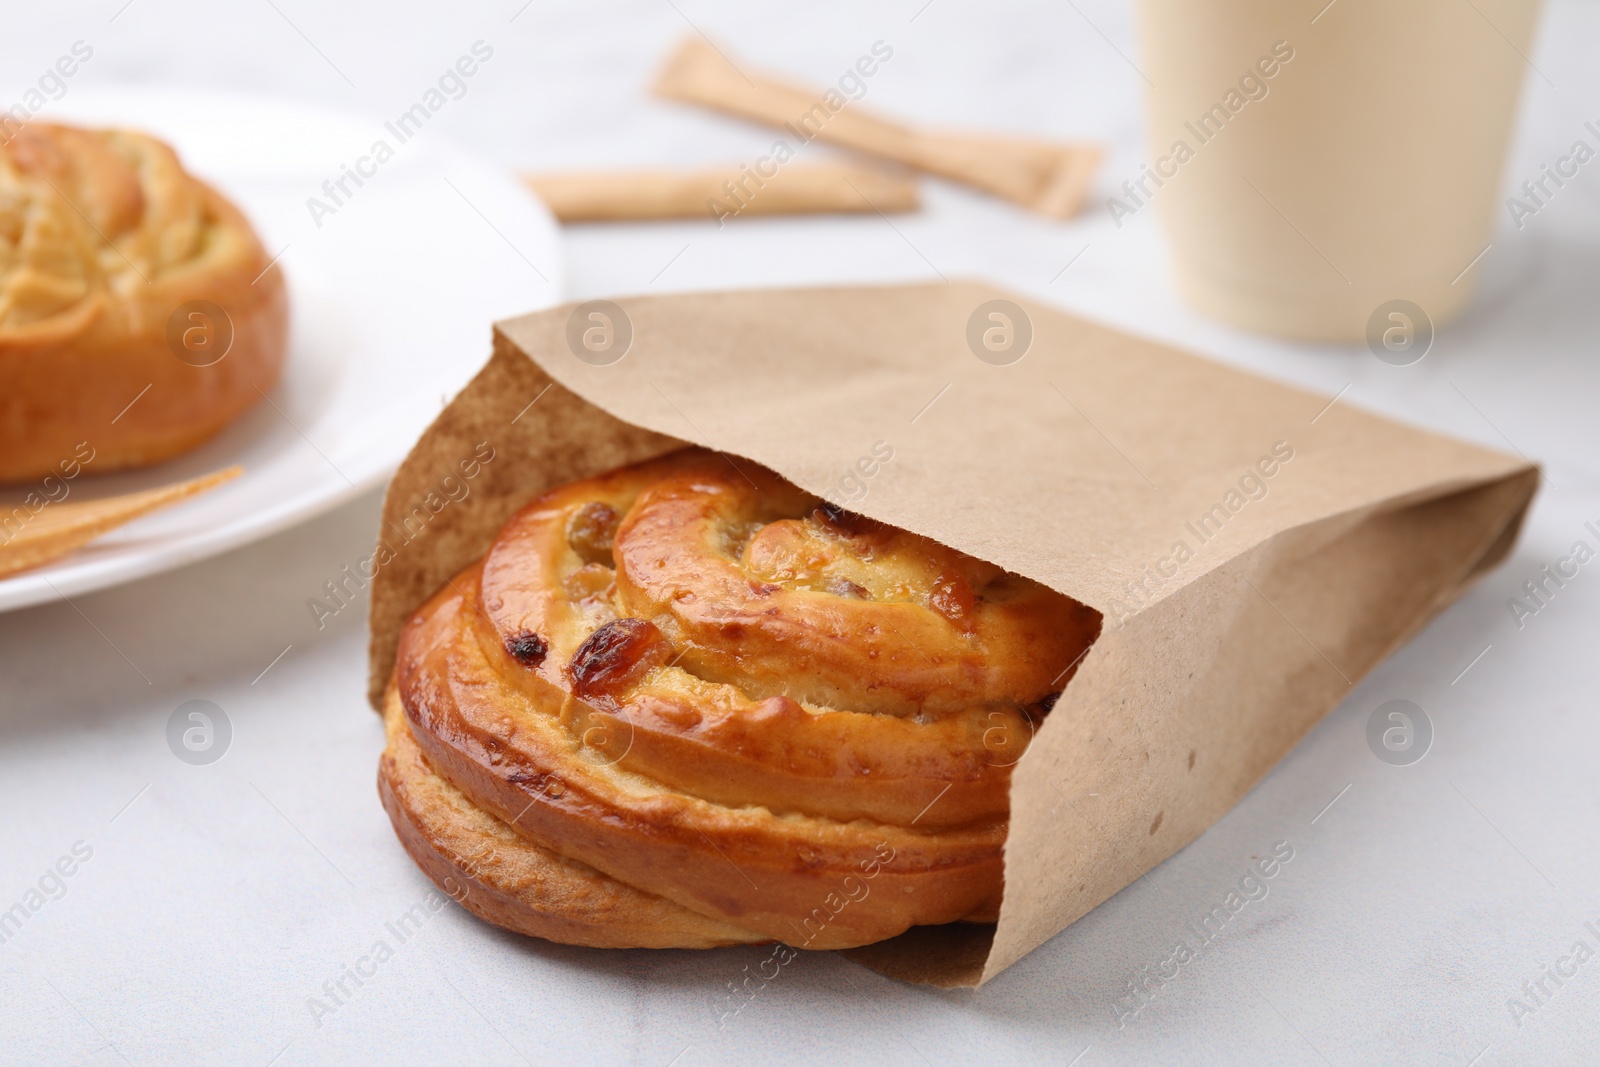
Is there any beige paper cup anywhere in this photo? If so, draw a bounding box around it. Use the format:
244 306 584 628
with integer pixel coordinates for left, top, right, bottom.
1131 0 1542 341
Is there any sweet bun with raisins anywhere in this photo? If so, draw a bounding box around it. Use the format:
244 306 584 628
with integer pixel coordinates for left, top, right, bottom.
379 446 1099 948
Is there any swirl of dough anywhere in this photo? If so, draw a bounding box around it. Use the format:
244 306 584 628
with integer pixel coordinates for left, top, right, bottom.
0 123 287 482
386 448 1099 949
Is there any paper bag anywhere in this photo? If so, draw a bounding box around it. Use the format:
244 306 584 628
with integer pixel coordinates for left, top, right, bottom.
366 281 1535 987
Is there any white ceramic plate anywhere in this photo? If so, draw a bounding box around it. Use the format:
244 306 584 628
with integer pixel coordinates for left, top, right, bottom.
0 86 562 612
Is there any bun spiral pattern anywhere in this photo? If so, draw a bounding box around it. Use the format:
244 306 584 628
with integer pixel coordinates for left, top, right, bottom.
0 122 287 482
381 448 1099 949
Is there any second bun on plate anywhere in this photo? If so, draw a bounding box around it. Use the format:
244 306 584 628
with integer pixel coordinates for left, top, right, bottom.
380 447 1100 949
0 122 288 483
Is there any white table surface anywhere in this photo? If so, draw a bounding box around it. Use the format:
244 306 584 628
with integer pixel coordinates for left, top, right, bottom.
4 2 1599 1064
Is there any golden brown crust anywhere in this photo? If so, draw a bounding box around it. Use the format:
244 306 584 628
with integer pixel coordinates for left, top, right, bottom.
379 683 768 949
0 123 288 483
385 448 1099 949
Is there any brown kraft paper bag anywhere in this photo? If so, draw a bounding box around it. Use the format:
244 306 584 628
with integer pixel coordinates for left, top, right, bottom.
365 280 1536 987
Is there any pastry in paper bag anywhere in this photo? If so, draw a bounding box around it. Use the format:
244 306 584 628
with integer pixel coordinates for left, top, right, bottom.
366 281 1535 986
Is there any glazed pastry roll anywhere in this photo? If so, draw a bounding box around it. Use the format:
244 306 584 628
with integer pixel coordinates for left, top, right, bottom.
379 447 1099 949
0 122 288 483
